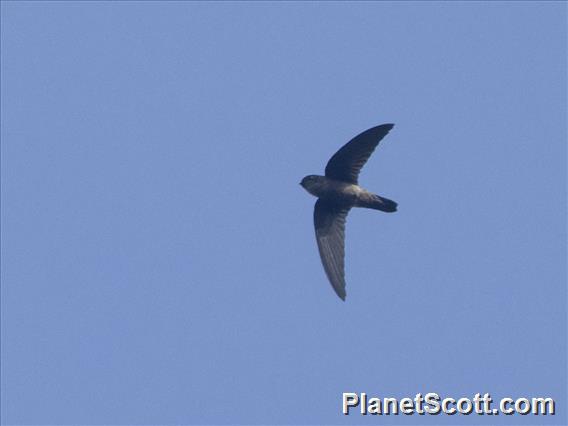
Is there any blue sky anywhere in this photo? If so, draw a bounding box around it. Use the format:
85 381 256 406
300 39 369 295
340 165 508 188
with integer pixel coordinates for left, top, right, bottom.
1 2 566 425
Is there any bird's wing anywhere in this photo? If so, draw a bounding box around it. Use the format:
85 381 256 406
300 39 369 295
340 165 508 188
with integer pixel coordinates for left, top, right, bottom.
324 123 394 184
314 199 351 300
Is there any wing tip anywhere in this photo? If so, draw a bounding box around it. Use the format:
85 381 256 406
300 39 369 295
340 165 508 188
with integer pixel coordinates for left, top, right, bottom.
368 122 395 137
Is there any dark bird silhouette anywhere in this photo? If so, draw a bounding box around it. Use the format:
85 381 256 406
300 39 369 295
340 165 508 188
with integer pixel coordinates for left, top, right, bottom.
300 123 397 301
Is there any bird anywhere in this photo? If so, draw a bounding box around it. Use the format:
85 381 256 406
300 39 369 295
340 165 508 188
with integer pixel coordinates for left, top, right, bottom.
300 123 397 301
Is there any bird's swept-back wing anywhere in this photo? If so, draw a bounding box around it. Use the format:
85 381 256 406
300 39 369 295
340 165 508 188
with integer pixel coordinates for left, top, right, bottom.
314 199 351 300
324 123 394 184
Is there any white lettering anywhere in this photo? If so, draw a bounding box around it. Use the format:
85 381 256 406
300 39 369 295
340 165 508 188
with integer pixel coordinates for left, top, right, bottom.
342 393 359 415
425 393 441 414
400 397 414 414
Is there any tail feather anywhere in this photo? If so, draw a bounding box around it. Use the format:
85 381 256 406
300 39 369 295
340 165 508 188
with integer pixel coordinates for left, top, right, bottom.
358 193 397 212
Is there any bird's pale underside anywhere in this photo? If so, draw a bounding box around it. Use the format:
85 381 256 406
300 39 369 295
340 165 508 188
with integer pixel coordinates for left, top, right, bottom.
300 124 397 301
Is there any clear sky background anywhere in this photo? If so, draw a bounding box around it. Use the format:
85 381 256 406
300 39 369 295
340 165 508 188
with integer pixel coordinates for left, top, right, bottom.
1 2 566 425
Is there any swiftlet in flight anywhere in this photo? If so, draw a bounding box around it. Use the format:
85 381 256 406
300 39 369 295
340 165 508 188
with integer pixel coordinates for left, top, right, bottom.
300 123 397 301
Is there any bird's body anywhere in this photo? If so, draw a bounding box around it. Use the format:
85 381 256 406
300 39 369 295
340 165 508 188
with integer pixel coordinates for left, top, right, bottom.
300 123 397 301
300 175 396 212
301 175 361 200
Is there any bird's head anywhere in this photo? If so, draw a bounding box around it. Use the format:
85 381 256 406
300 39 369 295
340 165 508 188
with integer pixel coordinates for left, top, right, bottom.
300 175 325 196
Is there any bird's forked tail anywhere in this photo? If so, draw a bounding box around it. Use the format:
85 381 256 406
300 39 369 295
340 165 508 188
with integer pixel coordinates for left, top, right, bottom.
358 193 397 213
